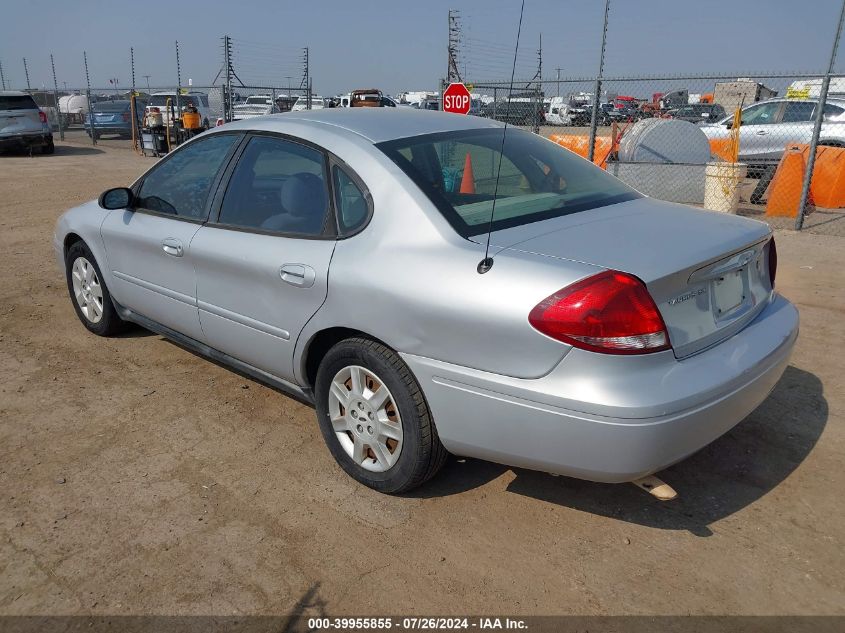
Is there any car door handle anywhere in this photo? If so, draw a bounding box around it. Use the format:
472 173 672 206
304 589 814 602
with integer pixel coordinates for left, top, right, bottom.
755 130 768 135
161 237 183 257
279 264 316 288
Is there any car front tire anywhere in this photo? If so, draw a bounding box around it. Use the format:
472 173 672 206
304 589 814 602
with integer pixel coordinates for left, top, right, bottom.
65 241 128 336
315 337 447 493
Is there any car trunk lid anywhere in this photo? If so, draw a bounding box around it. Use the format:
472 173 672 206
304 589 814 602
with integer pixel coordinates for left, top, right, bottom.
477 197 774 358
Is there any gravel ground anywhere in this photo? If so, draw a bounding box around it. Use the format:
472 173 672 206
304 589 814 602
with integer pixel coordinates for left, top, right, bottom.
0 138 843 617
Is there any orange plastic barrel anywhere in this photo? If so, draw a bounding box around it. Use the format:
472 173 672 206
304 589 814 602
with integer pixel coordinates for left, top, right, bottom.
804 144 845 208
547 134 613 169
765 147 806 217
182 111 201 129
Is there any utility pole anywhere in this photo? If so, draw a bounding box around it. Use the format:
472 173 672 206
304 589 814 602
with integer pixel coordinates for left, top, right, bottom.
23 57 31 91
301 47 310 108
83 51 96 146
175 40 182 121
588 0 610 162
224 35 232 121
143 75 151 92
51 53 64 140
537 33 542 84
447 9 463 84
555 67 562 98
130 47 136 95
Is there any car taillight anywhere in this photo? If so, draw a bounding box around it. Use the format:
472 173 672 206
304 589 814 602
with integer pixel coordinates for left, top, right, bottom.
768 237 777 289
150 107 160 113
38 111 48 123
529 270 671 355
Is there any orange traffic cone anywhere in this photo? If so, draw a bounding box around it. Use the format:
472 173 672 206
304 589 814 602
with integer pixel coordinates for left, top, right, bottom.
766 147 806 217
460 152 476 194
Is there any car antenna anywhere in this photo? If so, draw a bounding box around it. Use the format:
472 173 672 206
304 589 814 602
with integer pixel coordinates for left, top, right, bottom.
477 0 526 275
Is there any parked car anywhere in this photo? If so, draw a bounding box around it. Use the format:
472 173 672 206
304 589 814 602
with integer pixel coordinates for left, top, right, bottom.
145 91 212 129
84 100 144 139
292 95 328 111
54 109 797 494
701 97 845 169
232 95 280 121
670 103 727 124
0 91 54 154
480 99 544 125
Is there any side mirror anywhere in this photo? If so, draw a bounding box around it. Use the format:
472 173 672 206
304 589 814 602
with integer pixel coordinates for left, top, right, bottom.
725 120 734 130
98 187 134 210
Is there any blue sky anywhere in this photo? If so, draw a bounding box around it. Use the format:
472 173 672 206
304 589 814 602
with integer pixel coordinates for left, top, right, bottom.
1 0 843 95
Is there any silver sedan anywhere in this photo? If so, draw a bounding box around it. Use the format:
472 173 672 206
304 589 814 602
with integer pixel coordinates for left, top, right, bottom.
54 109 799 493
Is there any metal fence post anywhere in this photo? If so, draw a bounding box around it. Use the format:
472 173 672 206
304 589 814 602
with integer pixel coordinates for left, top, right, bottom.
795 0 845 230
83 51 96 146
50 53 64 141
588 0 610 162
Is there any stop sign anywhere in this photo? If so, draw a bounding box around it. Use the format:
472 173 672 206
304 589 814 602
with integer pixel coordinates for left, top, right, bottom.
443 83 472 115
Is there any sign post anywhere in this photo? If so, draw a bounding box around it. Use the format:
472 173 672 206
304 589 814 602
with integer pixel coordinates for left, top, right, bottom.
443 82 472 115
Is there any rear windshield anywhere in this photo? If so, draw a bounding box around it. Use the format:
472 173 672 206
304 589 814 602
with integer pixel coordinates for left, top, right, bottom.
0 95 38 111
376 128 639 238
93 101 130 112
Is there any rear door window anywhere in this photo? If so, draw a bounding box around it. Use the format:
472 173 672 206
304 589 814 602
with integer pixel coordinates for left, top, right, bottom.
781 101 816 123
217 135 330 236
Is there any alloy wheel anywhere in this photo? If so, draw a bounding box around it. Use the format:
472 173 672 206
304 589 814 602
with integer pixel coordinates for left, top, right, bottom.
327 365 403 472
71 256 104 324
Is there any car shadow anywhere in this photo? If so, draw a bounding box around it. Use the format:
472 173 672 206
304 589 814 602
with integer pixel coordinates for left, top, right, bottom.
52 144 105 156
413 366 827 536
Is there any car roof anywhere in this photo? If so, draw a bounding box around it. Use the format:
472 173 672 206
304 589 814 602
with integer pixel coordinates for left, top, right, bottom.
221 108 504 143
0 90 33 97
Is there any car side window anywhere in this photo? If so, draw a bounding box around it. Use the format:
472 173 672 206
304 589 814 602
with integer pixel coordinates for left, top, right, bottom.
218 135 330 236
333 165 370 234
781 101 816 123
136 134 238 220
824 103 845 118
741 102 780 125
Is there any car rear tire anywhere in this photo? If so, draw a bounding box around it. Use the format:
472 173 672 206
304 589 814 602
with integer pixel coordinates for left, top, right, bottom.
42 139 55 154
314 337 447 493
65 241 129 336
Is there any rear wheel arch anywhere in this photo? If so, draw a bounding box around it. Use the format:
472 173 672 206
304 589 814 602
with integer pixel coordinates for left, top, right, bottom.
302 327 394 391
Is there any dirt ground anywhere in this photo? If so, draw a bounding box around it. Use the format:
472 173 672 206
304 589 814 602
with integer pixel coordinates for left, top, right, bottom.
0 137 843 617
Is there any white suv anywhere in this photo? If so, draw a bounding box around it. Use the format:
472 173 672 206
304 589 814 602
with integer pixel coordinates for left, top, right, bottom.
0 91 54 154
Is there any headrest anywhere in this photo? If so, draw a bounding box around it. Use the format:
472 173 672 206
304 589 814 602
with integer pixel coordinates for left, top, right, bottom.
281 173 327 218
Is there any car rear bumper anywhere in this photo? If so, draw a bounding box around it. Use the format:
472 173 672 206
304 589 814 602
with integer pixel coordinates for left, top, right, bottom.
402 294 799 483
0 132 52 148
85 122 132 134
